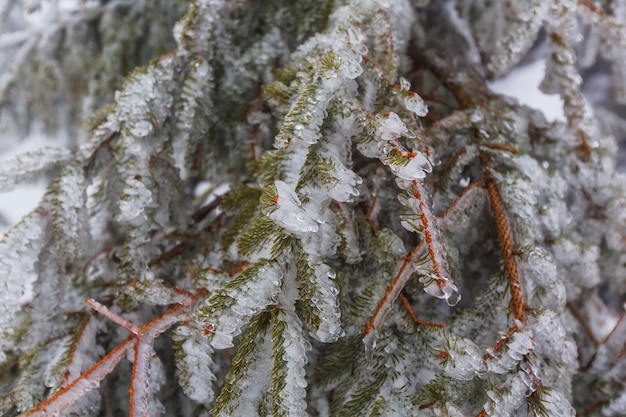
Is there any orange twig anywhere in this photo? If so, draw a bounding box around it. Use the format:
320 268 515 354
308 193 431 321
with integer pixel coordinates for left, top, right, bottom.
483 325 518 360
20 336 136 417
366 196 380 226
228 261 251 276
364 242 424 337
485 175 527 324
411 179 450 291
398 294 444 328
579 0 601 14
483 143 519 154
85 298 140 334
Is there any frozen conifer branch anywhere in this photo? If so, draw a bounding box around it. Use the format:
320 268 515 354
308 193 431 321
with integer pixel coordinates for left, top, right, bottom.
2 0 626 415
17 290 206 417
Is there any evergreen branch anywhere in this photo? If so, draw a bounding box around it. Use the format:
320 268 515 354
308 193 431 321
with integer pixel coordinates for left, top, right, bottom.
18 336 136 417
365 177 488 338
3 0 626 414
0 147 71 193
18 291 207 416
57 314 99 390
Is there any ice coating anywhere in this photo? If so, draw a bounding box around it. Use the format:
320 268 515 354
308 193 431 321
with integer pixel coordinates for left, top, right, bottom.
308 263 344 342
486 328 534 373
403 93 428 117
264 180 319 234
443 337 487 380
390 153 432 181
379 112 414 141
421 276 461 306
203 262 284 349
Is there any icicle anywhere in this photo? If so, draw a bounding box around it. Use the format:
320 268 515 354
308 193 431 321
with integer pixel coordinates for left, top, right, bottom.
410 180 460 306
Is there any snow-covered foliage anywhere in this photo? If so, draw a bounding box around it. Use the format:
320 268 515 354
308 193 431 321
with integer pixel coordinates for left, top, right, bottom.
0 0 626 416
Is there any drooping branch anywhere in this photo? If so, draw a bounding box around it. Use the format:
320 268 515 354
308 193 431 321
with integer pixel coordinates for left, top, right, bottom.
363 179 488 337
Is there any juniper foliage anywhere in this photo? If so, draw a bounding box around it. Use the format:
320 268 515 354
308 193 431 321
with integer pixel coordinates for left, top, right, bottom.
1 0 626 416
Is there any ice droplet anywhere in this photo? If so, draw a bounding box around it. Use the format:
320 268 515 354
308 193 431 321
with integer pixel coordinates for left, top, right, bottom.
363 329 378 360
404 94 428 117
422 277 461 306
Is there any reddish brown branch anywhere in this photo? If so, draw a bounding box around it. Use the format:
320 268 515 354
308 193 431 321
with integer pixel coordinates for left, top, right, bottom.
129 338 154 417
485 176 527 324
483 325 519 360
411 179 450 291
20 336 136 417
61 314 97 387
577 397 609 417
398 294 444 328
579 0 601 14
483 143 519 154
85 298 140 334
364 242 424 337
366 196 380 226
600 309 626 345
20 291 208 417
